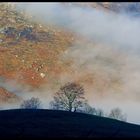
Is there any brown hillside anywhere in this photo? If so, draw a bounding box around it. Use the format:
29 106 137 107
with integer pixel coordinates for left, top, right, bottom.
0 3 75 88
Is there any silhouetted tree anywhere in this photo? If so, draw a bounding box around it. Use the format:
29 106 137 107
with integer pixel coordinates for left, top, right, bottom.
50 82 86 112
76 102 97 115
95 108 104 117
20 97 41 109
108 108 127 121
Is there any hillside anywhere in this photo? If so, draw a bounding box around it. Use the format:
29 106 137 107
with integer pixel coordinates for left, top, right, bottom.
1 3 140 123
0 109 140 138
0 3 124 103
0 87 19 102
65 2 140 14
0 3 75 88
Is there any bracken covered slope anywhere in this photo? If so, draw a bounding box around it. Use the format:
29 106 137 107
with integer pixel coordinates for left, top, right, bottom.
0 4 75 88
0 3 125 102
0 87 19 103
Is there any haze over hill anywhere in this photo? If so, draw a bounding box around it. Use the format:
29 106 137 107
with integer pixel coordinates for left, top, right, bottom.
1 3 140 125
64 2 140 15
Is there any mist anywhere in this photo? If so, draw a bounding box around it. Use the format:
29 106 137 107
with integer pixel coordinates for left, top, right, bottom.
15 2 140 53
1 2 140 124
0 77 54 109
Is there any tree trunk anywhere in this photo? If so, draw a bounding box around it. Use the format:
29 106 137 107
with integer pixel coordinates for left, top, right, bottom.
69 101 72 112
74 107 76 112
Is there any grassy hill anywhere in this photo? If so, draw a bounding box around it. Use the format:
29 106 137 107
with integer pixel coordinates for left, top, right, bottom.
0 109 140 138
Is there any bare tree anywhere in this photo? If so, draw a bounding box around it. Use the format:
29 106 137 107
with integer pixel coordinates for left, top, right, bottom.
50 82 86 112
95 108 104 117
20 97 41 109
76 102 97 115
108 108 127 121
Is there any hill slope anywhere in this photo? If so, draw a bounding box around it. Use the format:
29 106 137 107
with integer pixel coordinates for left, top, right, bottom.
0 109 140 138
0 3 76 102
0 3 74 88
65 2 140 14
0 87 19 102
0 3 123 102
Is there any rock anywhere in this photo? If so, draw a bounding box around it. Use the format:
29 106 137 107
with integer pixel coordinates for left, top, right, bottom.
39 24 42 28
19 27 33 37
4 27 17 37
0 39 3 43
40 73 45 78
36 68 39 72
31 76 34 79
8 18 16 23
18 27 38 41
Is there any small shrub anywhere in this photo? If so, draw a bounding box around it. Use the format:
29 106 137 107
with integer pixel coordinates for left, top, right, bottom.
20 97 41 109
